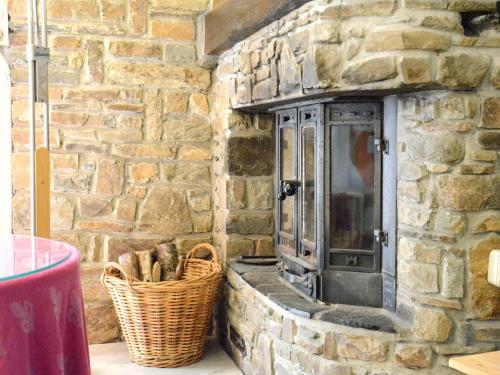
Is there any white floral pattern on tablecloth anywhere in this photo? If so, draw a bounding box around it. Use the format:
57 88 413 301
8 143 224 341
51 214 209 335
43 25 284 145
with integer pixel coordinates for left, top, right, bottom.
50 287 62 321
10 301 34 334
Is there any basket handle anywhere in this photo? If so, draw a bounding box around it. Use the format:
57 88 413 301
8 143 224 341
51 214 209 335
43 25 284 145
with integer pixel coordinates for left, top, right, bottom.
101 262 140 287
186 243 219 264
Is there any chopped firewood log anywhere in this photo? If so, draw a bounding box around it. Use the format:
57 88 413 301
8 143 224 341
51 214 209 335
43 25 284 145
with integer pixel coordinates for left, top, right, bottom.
152 262 161 282
155 243 178 281
175 255 186 281
118 252 139 279
136 250 153 282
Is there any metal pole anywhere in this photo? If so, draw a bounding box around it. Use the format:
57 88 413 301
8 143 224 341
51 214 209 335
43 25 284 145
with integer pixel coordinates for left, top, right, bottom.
27 0 36 238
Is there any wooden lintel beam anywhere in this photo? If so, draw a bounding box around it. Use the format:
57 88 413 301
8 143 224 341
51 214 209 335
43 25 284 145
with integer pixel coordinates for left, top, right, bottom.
203 0 311 56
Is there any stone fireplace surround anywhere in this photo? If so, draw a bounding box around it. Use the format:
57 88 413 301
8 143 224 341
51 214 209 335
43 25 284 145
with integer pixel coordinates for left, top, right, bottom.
210 0 500 374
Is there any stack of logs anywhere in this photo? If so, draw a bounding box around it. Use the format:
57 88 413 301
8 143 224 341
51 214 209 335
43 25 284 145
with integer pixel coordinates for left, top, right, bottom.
118 243 186 282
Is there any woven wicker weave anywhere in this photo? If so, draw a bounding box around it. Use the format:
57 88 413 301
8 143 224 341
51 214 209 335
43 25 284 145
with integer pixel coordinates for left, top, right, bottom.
101 243 223 368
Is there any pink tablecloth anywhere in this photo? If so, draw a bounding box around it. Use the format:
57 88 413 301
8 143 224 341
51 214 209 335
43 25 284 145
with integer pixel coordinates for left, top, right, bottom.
0 236 90 375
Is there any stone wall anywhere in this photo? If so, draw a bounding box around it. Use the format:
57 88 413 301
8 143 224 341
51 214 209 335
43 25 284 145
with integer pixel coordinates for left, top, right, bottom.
7 0 212 343
211 0 500 373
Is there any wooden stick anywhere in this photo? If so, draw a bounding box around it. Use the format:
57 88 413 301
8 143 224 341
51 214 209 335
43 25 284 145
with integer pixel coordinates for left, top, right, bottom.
155 243 178 281
118 252 139 279
174 255 186 281
136 250 153 282
152 262 161 282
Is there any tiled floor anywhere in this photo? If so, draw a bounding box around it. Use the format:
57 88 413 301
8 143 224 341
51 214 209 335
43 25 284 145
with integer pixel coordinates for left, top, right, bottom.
90 339 242 375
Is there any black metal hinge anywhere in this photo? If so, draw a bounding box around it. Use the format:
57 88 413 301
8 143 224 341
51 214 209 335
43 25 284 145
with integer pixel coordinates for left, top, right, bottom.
374 229 388 247
374 138 389 154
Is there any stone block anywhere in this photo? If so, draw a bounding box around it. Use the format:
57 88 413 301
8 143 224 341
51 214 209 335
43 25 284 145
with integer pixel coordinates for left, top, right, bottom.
189 93 209 115
193 212 212 233
163 116 211 142
113 144 176 159
252 333 273 375
51 196 75 231
401 56 432 84
366 30 450 52
255 238 275 256
436 175 492 211
94 159 124 196
247 179 273 209
51 154 79 171
150 17 195 40
227 135 274 176
53 172 92 192
407 134 464 163
302 44 341 89
398 237 442 264
398 204 432 228
150 0 208 11
129 162 159 183
340 0 396 16
170 163 211 186
398 161 428 181
398 181 422 203
336 334 388 362
437 53 490 88
129 0 146 34
420 13 463 31
342 57 397 85
460 164 494 175
226 212 273 235
139 187 192 235
434 211 465 234
481 97 500 128
164 44 196 65
105 61 184 86
84 39 103 84
227 179 246 209
399 262 438 293
492 61 500 89
109 197 134 224
108 40 162 58
395 343 432 369
440 96 465 119
442 255 464 298
473 214 500 233
448 0 498 11
412 307 452 342
278 43 302 95
236 74 252 104
477 131 500 149
47 0 99 20
226 237 253 259
79 196 112 217
295 325 323 354
100 0 125 20
84 300 120 344
177 145 211 161
163 91 189 113
187 189 210 212
49 35 81 49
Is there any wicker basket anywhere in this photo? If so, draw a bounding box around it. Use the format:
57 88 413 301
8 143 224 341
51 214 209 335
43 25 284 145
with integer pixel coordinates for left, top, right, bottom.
101 243 223 368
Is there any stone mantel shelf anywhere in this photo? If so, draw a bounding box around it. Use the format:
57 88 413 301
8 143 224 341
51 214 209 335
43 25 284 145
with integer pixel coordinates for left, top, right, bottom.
231 85 444 113
228 262 405 335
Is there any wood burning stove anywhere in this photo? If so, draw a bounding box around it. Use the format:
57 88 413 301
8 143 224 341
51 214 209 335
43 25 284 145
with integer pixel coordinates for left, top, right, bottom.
273 98 397 310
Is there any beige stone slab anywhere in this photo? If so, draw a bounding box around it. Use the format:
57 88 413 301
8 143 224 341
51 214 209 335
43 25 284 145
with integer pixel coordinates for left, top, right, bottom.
90 338 242 375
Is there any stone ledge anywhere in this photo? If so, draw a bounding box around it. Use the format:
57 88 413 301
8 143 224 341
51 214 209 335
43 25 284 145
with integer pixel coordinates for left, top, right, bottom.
228 261 402 334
